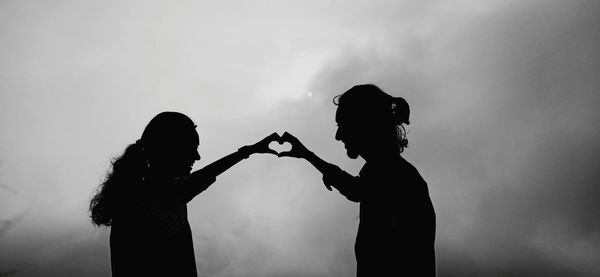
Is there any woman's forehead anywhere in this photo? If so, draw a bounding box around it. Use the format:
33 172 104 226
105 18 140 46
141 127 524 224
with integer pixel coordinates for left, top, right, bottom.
189 129 199 145
175 128 199 145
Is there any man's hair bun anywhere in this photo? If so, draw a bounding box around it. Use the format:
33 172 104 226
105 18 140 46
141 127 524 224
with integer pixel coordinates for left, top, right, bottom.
392 97 410 125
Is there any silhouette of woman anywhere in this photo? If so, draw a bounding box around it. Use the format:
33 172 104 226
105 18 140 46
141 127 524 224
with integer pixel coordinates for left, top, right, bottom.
279 84 436 276
90 111 278 277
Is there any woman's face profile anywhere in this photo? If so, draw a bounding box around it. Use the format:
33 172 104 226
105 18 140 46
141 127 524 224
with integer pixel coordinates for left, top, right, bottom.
150 128 201 177
173 132 201 176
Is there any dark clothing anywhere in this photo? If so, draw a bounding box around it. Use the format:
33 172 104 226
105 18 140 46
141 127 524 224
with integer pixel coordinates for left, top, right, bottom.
325 156 436 276
109 175 215 277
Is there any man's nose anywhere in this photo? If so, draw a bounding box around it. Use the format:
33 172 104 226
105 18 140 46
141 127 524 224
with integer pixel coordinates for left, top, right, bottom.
335 128 342 141
194 150 201 161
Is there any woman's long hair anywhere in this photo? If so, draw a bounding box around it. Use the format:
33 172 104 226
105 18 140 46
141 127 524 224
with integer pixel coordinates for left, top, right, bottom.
90 141 147 226
334 84 410 154
90 112 195 226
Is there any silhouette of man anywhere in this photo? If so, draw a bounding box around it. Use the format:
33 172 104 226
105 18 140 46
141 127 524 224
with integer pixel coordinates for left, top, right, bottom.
280 84 436 276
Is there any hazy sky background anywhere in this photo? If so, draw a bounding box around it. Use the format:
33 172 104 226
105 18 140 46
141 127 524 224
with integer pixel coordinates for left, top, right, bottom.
1 0 599 276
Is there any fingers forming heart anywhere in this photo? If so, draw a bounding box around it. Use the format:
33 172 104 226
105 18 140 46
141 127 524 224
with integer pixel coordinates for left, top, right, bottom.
268 140 292 154
274 133 287 144
267 132 292 145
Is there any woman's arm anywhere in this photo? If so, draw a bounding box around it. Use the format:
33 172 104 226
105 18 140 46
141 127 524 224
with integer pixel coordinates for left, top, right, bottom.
179 133 280 202
279 132 361 201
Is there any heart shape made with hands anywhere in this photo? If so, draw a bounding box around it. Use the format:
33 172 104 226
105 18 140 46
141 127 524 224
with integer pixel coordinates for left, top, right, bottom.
268 140 292 154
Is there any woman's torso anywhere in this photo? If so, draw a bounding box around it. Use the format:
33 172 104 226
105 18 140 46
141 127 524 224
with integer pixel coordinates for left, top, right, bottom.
109 179 197 277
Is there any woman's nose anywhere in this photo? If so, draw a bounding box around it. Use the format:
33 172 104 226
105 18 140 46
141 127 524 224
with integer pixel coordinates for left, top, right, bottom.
194 150 201 160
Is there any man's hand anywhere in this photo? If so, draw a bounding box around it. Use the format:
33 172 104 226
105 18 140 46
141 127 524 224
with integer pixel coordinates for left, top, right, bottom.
277 132 311 159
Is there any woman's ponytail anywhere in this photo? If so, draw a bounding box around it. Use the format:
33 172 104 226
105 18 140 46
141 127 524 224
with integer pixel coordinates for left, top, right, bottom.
89 140 148 226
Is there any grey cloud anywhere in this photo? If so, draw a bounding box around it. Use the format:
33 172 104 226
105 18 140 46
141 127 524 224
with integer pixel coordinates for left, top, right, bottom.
1 0 600 276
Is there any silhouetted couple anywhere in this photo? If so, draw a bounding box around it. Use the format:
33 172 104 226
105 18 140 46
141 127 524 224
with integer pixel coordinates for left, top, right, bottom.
90 84 436 276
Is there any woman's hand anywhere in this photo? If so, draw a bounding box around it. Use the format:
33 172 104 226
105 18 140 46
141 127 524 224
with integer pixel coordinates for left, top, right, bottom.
277 132 311 159
246 132 281 156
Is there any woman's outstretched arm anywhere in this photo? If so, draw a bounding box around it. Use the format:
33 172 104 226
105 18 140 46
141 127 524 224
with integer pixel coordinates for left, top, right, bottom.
278 132 361 202
179 132 280 202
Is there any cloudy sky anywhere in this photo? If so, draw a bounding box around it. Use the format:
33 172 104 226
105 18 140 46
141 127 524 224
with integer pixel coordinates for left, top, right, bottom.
1 0 599 276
